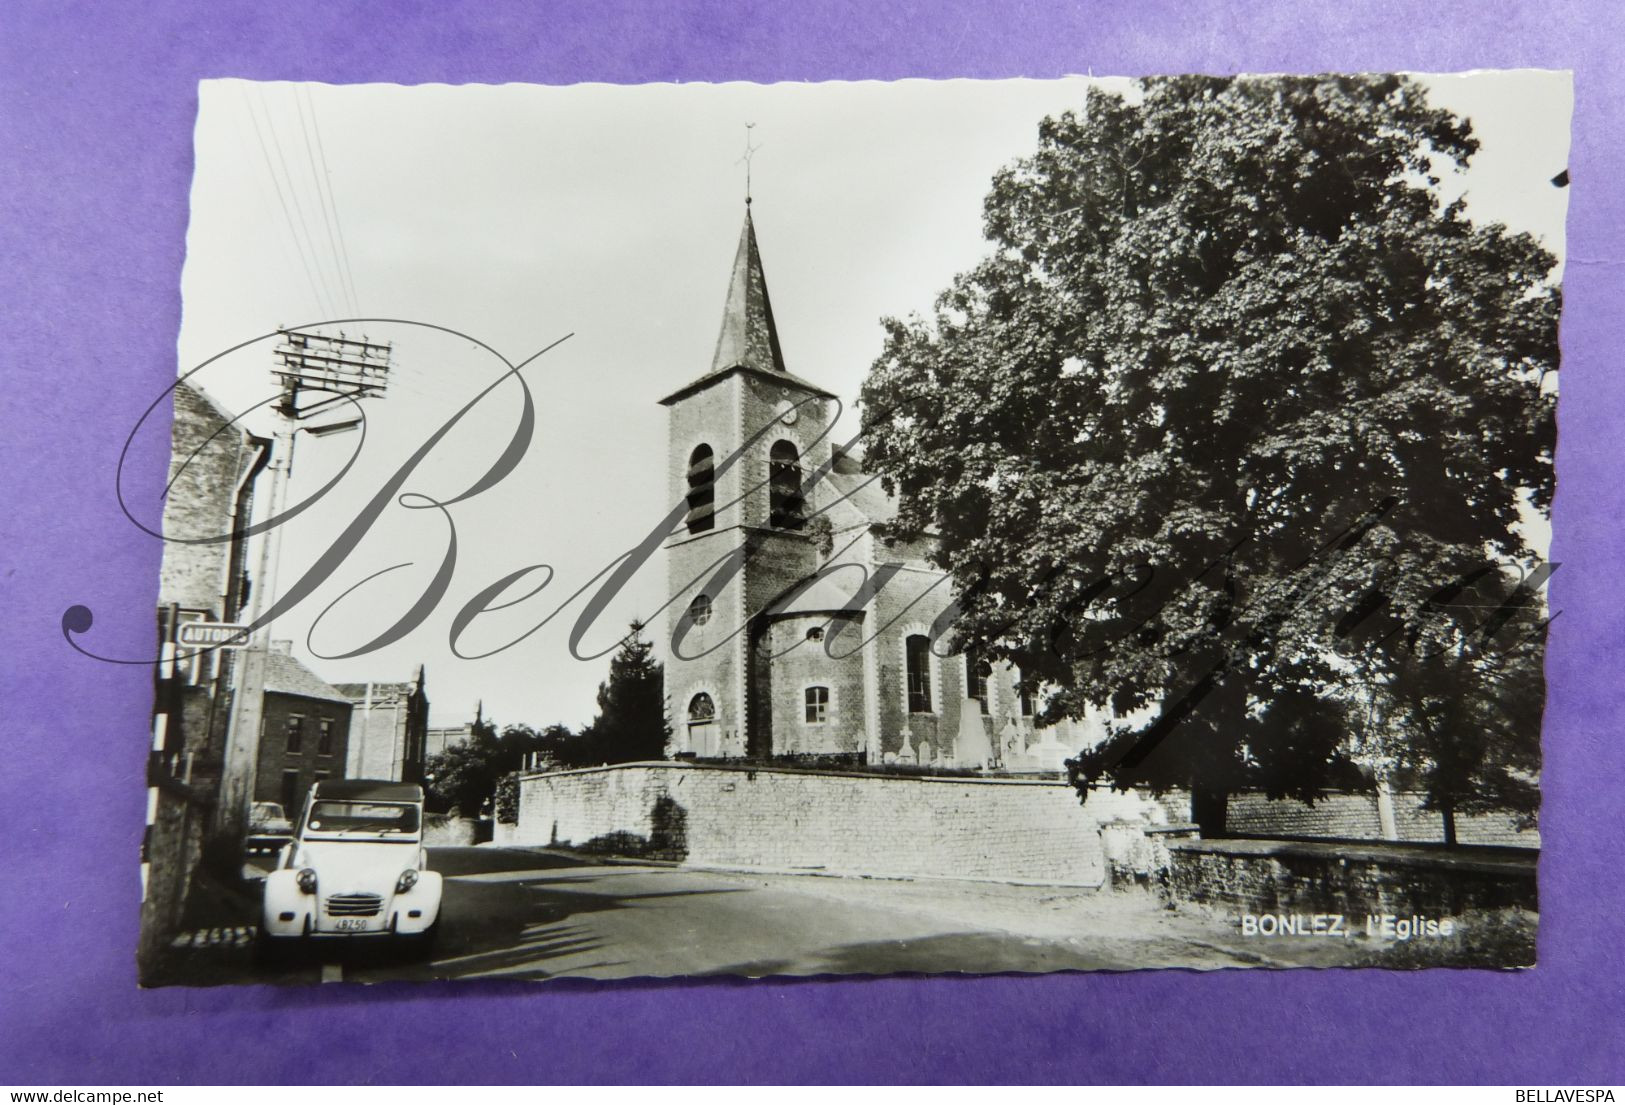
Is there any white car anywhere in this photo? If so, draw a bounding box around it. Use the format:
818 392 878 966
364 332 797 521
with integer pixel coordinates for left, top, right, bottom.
260 779 442 959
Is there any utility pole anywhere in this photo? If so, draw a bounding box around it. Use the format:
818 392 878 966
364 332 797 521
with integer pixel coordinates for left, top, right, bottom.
213 329 391 848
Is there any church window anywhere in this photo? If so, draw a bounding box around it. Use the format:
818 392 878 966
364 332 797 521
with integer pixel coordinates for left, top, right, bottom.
804 686 829 725
1018 683 1036 717
688 693 715 723
966 650 991 714
686 444 715 533
688 593 713 626
769 440 805 530
905 634 932 714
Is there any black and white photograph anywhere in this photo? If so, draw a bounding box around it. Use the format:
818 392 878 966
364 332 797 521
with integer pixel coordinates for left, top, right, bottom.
136 70 1566 986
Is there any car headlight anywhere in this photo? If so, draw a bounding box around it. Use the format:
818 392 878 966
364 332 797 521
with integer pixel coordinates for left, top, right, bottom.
396 869 419 894
295 868 318 894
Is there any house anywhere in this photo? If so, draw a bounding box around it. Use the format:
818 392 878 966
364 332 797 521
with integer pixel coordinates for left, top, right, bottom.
660 205 1102 770
157 380 271 773
425 720 477 760
257 643 354 814
335 667 431 784
142 379 271 971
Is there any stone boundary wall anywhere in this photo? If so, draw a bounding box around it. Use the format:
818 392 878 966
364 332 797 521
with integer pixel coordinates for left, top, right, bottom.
1166 838 1537 919
1223 791 1540 848
514 762 1165 886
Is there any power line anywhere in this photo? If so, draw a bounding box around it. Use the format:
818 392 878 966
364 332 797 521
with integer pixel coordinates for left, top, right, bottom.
231 98 315 320
241 85 334 320
295 85 361 316
253 83 344 320
302 84 363 317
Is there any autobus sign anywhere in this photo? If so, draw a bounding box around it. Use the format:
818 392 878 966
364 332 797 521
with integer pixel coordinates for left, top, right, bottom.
175 621 252 649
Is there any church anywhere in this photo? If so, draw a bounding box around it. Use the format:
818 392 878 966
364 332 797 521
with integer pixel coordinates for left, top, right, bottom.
659 203 1096 773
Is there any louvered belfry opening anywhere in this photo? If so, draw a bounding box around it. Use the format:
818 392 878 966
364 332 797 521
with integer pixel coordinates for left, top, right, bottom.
768 439 805 530
686 444 716 533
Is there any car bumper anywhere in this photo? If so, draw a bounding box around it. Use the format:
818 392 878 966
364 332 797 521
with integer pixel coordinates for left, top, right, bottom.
261 875 442 938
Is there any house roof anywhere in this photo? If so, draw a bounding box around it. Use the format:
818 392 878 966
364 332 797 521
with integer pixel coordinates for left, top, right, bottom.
177 377 243 428
263 650 352 704
660 207 836 406
330 664 425 703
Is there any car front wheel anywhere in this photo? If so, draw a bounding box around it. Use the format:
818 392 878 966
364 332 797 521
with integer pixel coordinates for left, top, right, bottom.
399 920 438 960
254 930 304 968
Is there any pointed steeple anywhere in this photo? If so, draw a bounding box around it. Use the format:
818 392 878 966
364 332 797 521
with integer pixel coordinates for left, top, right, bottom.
710 206 787 377
659 203 835 406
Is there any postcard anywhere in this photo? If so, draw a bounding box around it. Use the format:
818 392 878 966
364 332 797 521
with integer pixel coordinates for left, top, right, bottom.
129 71 1565 985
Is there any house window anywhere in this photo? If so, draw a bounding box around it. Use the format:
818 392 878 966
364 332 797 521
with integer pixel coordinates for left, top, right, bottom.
317 717 334 755
905 634 932 714
805 686 830 724
686 444 715 533
769 440 805 530
967 650 991 715
285 714 305 754
688 593 713 626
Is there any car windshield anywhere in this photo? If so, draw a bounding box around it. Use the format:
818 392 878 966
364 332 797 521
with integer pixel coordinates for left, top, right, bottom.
252 803 285 821
305 800 419 836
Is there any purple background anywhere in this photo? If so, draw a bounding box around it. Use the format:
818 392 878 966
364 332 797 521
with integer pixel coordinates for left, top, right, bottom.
2 0 1621 1085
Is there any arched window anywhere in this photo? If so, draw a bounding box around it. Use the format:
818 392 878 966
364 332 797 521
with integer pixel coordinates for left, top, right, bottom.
688 693 715 723
768 439 805 530
686 444 715 533
966 650 991 715
687 593 713 626
804 686 830 725
905 634 932 714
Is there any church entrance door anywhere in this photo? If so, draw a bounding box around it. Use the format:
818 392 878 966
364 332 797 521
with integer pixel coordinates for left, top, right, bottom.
687 720 718 758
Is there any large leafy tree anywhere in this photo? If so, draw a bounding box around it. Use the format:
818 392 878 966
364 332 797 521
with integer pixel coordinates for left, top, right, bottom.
1343 568 1548 842
858 75 1557 827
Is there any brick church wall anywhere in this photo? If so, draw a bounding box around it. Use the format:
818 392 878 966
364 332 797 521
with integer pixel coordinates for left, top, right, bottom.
765 613 866 755
515 762 1167 886
665 374 748 752
868 545 968 761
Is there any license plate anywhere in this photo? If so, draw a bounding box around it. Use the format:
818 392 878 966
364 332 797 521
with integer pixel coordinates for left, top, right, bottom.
334 918 369 932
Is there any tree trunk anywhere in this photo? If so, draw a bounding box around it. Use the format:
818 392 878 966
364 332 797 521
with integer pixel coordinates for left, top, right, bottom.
1441 802 1458 846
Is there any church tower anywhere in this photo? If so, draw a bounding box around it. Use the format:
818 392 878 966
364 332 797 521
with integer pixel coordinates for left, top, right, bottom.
659 204 837 760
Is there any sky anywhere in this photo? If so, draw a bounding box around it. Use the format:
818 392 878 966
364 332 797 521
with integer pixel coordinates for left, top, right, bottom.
169 71 1572 730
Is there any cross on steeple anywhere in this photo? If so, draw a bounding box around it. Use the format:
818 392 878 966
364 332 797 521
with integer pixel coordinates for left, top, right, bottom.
736 123 763 206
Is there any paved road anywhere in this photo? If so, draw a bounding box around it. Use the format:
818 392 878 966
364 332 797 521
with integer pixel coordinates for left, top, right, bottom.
162 845 1321 985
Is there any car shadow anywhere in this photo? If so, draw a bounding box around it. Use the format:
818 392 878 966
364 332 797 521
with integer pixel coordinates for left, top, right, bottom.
349 855 746 982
